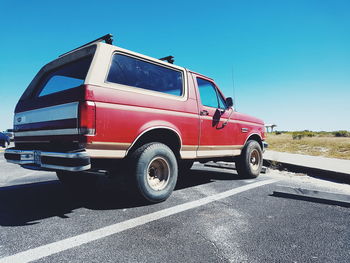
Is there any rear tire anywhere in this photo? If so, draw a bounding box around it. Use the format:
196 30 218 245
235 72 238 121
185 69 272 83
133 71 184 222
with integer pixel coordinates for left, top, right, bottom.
129 142 178 203
235 140 263 178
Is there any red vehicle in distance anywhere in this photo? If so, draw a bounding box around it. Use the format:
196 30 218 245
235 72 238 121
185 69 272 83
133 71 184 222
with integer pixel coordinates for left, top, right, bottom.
5 34 267 202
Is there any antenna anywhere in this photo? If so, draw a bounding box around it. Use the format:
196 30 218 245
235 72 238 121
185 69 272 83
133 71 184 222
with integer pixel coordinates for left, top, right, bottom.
231 66 236 110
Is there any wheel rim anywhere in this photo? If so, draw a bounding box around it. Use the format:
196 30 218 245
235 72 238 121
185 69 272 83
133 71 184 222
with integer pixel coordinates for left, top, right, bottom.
147 157 170 191
249 149 261 171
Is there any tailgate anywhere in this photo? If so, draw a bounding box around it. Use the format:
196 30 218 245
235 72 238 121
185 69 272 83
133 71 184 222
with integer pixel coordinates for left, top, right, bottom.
14 102 81 150
12 47 96 152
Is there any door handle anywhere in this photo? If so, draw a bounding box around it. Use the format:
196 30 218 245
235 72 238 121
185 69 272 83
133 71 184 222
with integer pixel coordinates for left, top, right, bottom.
200 110 209 116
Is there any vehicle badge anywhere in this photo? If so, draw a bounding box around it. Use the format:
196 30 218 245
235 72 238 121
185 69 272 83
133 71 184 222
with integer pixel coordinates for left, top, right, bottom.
17 117 22 123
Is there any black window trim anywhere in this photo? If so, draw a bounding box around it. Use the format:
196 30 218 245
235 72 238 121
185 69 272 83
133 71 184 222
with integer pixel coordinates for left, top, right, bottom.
105 51 186 99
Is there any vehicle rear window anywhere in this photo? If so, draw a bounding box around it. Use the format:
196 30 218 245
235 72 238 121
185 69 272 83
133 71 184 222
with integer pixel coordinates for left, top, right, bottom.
107 54 183 96
38 56 92 97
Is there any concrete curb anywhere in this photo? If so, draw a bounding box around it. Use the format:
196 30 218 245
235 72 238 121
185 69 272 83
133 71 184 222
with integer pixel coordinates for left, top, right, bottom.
204 150 350 183
264 151 350 183
264 150 350 175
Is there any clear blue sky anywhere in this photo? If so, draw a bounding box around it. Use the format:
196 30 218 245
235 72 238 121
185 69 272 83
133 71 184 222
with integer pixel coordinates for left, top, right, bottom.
0 0 349 131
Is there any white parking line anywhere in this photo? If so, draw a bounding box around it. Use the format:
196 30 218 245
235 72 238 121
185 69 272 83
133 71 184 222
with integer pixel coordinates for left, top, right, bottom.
0 179 277 263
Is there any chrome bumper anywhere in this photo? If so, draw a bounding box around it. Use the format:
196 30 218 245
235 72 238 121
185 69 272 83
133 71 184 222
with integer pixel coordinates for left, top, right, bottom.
4 148 91 171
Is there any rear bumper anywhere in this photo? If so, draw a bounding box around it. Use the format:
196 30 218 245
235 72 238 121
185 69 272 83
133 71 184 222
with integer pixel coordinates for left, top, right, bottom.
4 148 91 171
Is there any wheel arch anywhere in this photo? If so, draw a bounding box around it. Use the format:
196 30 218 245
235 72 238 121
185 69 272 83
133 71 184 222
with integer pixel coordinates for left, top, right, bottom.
126 126 182 158
244 133 263 150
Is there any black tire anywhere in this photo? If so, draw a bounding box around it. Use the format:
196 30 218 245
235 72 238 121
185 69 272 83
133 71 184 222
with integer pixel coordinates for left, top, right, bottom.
178 160 194 174
129 142 178 203
235 140 263 178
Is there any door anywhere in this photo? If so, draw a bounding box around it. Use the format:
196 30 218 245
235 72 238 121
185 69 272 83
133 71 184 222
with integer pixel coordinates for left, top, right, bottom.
195 77 239 158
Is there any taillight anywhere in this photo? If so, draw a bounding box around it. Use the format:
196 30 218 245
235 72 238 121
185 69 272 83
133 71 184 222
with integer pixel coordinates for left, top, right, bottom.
79 101 96 135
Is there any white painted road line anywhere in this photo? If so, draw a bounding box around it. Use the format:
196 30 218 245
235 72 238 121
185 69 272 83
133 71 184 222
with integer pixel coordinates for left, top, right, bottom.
0 179 277 263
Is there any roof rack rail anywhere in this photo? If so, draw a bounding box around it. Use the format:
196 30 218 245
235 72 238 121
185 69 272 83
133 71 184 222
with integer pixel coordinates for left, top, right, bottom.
159 56 174 64
59 34 113 57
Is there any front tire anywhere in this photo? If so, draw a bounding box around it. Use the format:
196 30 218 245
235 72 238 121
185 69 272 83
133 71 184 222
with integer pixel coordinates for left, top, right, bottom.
130 143 178 203
235 140 263 178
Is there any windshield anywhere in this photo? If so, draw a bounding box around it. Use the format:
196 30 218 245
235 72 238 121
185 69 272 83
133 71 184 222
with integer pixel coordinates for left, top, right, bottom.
37 56 93 97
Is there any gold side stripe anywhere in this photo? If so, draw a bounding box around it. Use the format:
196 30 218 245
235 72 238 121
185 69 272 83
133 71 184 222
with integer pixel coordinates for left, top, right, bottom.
85 143 242 159
197 149 241 158
86 149 127 158
86 143 242 152
198 145 243 151
181 145 198 151
87 142 131 150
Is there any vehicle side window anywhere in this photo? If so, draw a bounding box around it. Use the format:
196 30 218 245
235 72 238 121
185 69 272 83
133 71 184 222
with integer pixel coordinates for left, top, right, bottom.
107 54 183 96
197 78 226 109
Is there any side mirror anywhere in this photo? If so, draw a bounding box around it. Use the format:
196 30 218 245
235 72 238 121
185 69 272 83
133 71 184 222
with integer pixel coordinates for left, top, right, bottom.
226 97 233 108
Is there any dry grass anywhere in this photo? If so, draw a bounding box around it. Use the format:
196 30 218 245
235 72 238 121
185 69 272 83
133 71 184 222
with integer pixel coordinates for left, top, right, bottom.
266 133 350 160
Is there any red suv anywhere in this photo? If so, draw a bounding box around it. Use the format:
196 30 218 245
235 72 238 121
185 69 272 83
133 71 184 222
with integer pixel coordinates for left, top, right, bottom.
5 34 267 202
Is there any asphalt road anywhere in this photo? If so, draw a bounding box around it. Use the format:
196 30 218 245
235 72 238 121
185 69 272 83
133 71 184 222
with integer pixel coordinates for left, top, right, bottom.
0 151 349 263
